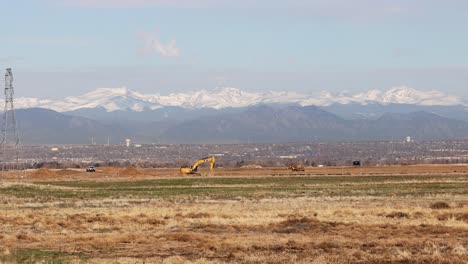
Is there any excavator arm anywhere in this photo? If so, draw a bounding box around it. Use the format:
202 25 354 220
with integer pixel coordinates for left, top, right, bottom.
191 157 215 171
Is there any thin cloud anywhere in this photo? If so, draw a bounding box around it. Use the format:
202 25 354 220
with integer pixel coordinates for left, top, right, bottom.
140 31 180 57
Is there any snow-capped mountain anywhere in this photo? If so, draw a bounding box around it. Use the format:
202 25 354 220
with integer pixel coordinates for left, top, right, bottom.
352 87 463 106
11 86 466 112
17 87 161 112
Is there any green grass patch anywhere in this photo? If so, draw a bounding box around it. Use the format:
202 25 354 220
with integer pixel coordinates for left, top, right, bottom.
0 175 466 200
0 249 89 264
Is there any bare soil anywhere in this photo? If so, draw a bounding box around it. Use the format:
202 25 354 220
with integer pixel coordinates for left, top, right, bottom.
1 163 467 181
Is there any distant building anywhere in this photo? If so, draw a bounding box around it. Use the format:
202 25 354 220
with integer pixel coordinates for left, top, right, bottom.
125 139 131 147
279 155 298 159
406 136 412 143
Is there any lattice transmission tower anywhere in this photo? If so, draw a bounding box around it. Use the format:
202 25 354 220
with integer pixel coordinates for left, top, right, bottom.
1 68 22 171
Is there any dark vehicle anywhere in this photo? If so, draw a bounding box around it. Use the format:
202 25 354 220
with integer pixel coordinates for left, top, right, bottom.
353 161 361 167
86 166 96 172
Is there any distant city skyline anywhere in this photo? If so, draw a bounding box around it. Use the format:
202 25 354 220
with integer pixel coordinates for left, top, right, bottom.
1 0 467 99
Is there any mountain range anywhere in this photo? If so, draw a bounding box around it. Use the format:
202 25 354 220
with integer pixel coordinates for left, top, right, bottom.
7 104 468 144
13 86 467 112
157 105 468 143
2 87 467 144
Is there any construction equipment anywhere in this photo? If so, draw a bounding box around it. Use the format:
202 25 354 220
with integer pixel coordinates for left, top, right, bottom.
288 164 305 172
180 156 216 175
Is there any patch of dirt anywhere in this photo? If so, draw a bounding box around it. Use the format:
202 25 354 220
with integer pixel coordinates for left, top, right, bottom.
99 167 121 174
240 165 263 169
56 169 81 176
118 167 142 177
30 169 57 179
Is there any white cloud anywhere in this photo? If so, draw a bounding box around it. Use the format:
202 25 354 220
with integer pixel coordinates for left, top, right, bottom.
140 31 180 57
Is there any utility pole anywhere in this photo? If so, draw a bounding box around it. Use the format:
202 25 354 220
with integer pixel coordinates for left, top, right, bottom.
1 68 22 172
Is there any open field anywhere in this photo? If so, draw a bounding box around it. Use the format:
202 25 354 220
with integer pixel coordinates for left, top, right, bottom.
0 165 467 263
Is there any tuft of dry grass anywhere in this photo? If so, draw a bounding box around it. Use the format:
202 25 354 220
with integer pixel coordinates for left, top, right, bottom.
386 211 409 218
272 216 323 233
430 201 451 209
184 212 212 219
437 213 468 222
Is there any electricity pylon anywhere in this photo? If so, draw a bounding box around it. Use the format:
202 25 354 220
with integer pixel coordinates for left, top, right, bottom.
1 68 22 172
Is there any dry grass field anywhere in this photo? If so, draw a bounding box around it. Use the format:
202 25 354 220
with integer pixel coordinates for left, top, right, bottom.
0 165 467 263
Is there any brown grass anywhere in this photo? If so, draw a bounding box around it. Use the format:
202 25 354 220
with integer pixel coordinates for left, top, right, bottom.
437 213 468 222
0 166 467 263
430 202 451 209
386 211 410 218
1 195 465 263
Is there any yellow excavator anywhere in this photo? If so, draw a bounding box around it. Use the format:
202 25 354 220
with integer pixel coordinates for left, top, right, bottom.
288 164 305 172
180 156 216 175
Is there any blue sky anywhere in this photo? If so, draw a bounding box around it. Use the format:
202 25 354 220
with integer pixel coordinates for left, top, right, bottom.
1 0 467 98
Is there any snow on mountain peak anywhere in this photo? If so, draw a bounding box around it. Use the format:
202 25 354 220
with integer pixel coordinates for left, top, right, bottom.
353 86 463 106
11 86 466 112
